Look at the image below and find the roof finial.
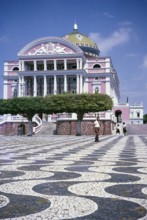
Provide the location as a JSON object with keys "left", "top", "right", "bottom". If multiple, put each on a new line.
{"left": 73, "top": 21, "right": 78, "bottom": 32}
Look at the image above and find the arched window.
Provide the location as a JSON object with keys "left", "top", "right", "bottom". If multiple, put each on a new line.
{"left": 13, "top": 89, "right": 18, "bottom": 97}
{"left": 137, "top": 112, "right": 140, "bottom": 118}
{"left": 93, "top": 64, "right": 101, "bottom": 68}
{"left": 95, "top": 87, "right": 99, "bottom": 93}
{"left": 13, "top": 67, "right": 19, "bottom": 71}
{"left": 130, "top": 111, "right": 134, "bottom": 118}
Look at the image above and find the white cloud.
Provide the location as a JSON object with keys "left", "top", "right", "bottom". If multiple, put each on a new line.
{"left": 118, "top": 21, "right": 133, "bottom": 26}
{"left": 89, "top": 27, "right": 132, "bottom": 54}
{"left": 126, "top": 53, "right": 140, "bottom": 57}
{"left": 102, "top": 12, "right": 113, "bottom": 18}
{"left": 0, "top": 35, "right": 9, "bottom": 43}
{"left": 142, "top": 55, "right": 147, "bottom": 69}
{"left": 90, "top": 12, "right": 113, "bottom": 18}
{"left": 131, "top": 74, "right": 144, "bottom": 81}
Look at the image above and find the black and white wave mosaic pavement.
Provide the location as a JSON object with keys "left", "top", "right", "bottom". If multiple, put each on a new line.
{"left": 0, "top": 134, "right": 147, "bottom": 220}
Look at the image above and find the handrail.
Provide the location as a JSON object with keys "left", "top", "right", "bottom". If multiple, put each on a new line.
{"left": 0, "top": 114, "right": 42, "bottom": 135}
{"left": 32, "top": 115, "right": 42, "bottom": 134}
{"left": 0, "top": 114, "right": 28, "bottom": 124}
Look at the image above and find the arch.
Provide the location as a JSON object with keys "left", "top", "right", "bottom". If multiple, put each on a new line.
{"left": 17, "top": 36, "right": 83, "bottom": 56}
{"left": 12, "top": 67, "right": 19, "bottom": 71}
{"left": 95, "top": 87, "right": 99, "bottom": 93}
{"left": 93, "top": 64, "right": 101, "bottom": 68}
{"left": 115, "top": 110, "right": 122, "bottom": 123}
{"left": 17, "top": 124, "right": 25, "bottom": 136}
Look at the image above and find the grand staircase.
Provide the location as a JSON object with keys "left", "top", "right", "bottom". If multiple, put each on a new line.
{"left": 36, "top": 121, "right": 56, "bottom": 135}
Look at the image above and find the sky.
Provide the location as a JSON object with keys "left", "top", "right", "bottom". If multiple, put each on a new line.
{"left": 0, "top": 0, "right": 147, "bottom": 113}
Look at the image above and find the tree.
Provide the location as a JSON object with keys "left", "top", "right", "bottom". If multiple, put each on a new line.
{"left": 143, "top": 114, "right": 147, "bottom": 124}
{"left": 0, "top": 97, "right": 43, "bottom": 136}
{"left": 0, "top": 93, "right": 113, "bottom": 136}
{"left": 44, "top": 93, "right": 113, "bottom": 136}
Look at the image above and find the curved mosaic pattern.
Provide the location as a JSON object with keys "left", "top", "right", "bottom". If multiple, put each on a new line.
{"left": 0, "top": 135, "right": 147, "bottom": 219}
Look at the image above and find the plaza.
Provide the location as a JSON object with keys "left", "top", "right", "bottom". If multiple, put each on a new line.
{"left": 3, "top": 23, "right": 144, "bottom": 124}
{"left": 0, "top": 134, "right": 147, "bottom": 219}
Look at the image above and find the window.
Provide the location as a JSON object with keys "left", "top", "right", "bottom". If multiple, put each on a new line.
{"left": 71, "top": 65, "right": 76, "bottom": 69}
{"left": 130, "top": 111, "right": 134, "bottom": 118}
{"left": 137, "top": 112, "right": 140, "bottom": 118}
{"left": 93, "top": 64, "right": 101, "bottom": 68}
{"left": 95, "top": 87, "right": 99, "bottom": 93}
{"left": 13, "top": 89, "right": 18, "bottom": 97}
{"left": 13, "top": 67, "right": 19, "bottom": 71}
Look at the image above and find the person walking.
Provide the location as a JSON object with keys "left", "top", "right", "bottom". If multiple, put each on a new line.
{"left": 116, "top": 124, "right": 120, "bottom": 135}
{"left": 122, "top": 122, "right": 127, "bottom": 136}
{"left": 94, "top": 115, "right": 100, "bottom": 142}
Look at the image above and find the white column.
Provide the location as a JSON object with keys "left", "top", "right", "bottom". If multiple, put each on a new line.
{"left": 18, "top": 76, "right": 24, "bottom": 97}
{"left": 80, "top": 58, "right": 82, "bottom": 69}
{"left": 77, "top": 59, "right": 79, "bottom": 69}
{"left": 3, "top": 79, "right": 8, "bottom": 98}
{"left": 54, "top": 75, "right": 57, "bottom": 94}
{"left": 80, "top": 75, "right": 83, "bottom": 93}
{"left": 105, "top": 76, "right": 111, "bottom": 96}
{"left": 76, "top": 75, "right": 79, "bottom": 94}
{"left": 34, "top": 76, "right": 37, "bottom": 96}
{"left": 21, "top": 76, "right": 25, "bottom": 96}
{"left": 64, "top": 59, "right": 67, "bottom": 70}
{"left": 22, "top": 61, "right": 25, "bottom": 71}
{"left": 34, "top": 60, "right": 37, "bottom": 71}
{"left": 44, "top": 60, "right": 47, "bottom": 71}
{"left": 54, "top": 60, "right": 57, "bottom": 70}
{"left": 83, "top": 77, "right": 88, "bottom": 93}
{"left": 19, "top": 61, "right": 21, "bottom": 71}
{"left": 64, "top": 75, "right": 67, "bottom": 92}
{"left": 44, "top": 75, "right": 47, "bottom": 96}
{"left": 18, "top": 76, "right": 21, "bottom": 97}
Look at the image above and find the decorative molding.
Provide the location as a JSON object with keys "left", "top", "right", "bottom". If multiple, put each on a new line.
{"left": 27, "top": 42, "right": 74, "bottom": 55}
{"left": 18, "top": 36, "right": 83, "bottom": 56}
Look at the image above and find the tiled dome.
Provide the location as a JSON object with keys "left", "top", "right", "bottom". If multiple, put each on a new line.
{"left": 63, "top": 23, "right": 100, "bottom": 57}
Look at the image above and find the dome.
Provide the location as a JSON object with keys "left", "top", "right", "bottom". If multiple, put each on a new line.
{"left": 63, "top": 23, "right": 100, "bottom": 57}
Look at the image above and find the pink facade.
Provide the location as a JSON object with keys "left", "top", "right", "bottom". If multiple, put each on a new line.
{"left": 113, "top": 105, "right": 130, "bottom": 123}
{"left": 3, "top": 23, "right": 143, "bottom": 124}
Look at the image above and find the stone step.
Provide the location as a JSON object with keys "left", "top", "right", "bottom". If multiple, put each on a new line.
{"left": 36, "top": 122, "right": 56, "bottom": 135}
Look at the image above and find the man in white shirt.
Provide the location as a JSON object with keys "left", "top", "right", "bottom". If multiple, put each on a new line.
{"left": 94, "top": 115, "right": 100, "bottom": 142}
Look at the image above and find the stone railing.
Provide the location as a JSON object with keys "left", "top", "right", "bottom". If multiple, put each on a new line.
{"left": 0, "top": 114, "right": 42, "bottom": 134}
{"left": 0, "top": 114, "right": 28, "bottom": 124}
{"left": 32, "top": 115, "right": 42, "bottom": 134}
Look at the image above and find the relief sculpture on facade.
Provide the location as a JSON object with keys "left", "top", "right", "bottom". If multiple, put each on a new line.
{"left": 28, "top": 42, "right": 74, "bottom": 55}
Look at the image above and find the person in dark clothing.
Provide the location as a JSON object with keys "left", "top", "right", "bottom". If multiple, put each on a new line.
{"left": 122, "top": 122, "right": 127, "bottom": 136}
{"left": 116, "top": 124, "right": 120, "bottom": 135}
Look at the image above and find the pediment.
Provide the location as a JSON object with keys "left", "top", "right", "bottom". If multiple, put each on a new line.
{"left": 26, "top": 42, "right": 74, "bottom": 55}
{"left": 18, "top": 36, "right": 83, "bottom": 57}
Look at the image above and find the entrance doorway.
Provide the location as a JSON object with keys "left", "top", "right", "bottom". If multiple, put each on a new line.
{"left": 17, "top": 124, "right": 26, "bottom": 136}
{"left": 115, "top": 110, "right": 122, "bottom": 123}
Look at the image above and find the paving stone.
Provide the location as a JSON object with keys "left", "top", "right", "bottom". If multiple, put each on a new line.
{"left": 0, "top": 135, "right": 147, "bottom": 219}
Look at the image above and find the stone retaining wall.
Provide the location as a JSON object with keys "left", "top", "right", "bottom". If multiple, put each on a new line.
{"left": 0, "top": 120, "right": 115, "bottom": 136}
{"left": 56, "top": 120, "right": 114, "bottom": 135}
{"left": 0, "top": 122, "right": 30, "bottom": 136}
